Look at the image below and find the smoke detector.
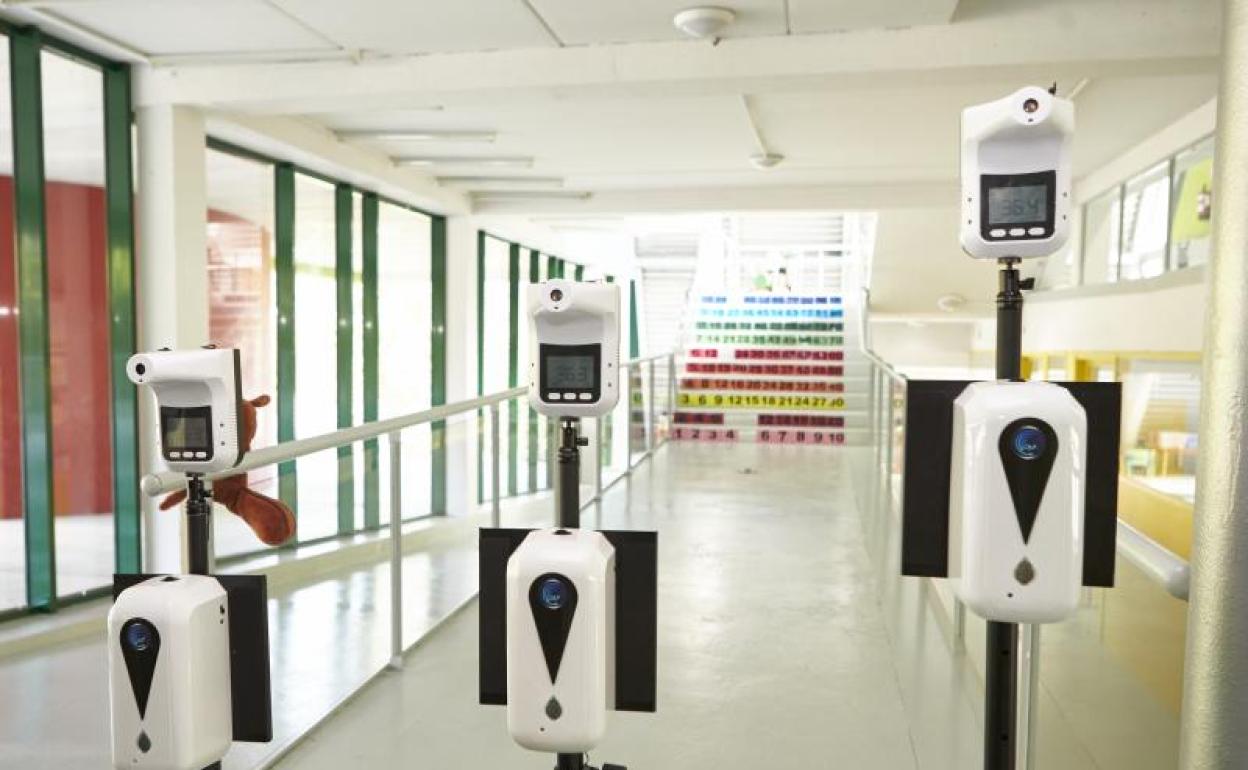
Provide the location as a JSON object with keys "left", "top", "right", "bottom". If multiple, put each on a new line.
{"left": 749, "top": 152, "right": 784, "bottom": 170}
{"left": 674, "top": 7, "right": 736, "bottom": 41}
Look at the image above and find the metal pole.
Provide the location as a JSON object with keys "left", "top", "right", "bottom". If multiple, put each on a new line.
{"left": 883, "top": 379, "right": 895, "bottom": 506}
{"left": 556, "top": 418, "right": 584, "bottom": 529}
{"left": 873, "top": 364, "right": 883, "bottom": 471}
{"left": 1017, "top": 624, "right": 1041, "bottom": 770}
{"left": 388, "top": 432, "right": 403, "bottom": 671}
{"left": 185, "top": 475, "right": 213, "bottom": 576}
{"left": 490, "top": 402, "right": 501, "bottom": 528}
{"left": 594, "top": 416, "right": 604, "bottom": 503}
{"left": 667, "top": 353, "right": 677, "bottom": 442}
{"left": 555, "top": 419, "right": 585, "bottom": 770}
{"left": 1181, "top": 4, "right": 1248, "bottom": 766}
{"left": 647, "top": 360, "right": 656, "bottom": 454}
{"left": 986, "top": 258, "right": 1024, "bottom": 770}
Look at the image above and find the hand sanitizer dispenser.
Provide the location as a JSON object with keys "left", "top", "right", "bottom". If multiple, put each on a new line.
{"left": 108, "top": 575, "right": 232, "bottom": 769}
{"left": 506, "top": 528, "right": 616, "bottom": 753}
{"left": 949, "top": 381, "right": 1087, "bottom": 623}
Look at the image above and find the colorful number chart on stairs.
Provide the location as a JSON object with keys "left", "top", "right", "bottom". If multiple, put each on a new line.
{"left": 676, "top": 293, "right": 847, "bottom": 445}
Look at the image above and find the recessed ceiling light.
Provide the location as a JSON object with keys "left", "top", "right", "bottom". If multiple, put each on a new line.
{"left": 338, "top": 130, "right": 496, "bottom": 143}
{"left": 396, "top": 156, "right": 534, "bottom": 168}
{"left": 674, "top": 6, "right": 736, "bottom": 41}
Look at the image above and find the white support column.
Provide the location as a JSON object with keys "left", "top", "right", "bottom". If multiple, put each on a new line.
{"left": 134, "top": 104, "right": 209, "bottom": 573}
{"left": 1180, "top": 1, "right": 1248, "bottom": 766}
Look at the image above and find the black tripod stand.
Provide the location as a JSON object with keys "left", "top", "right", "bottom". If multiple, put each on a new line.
{"left": 552, "top": 418, "right": 624, "bottom": 770}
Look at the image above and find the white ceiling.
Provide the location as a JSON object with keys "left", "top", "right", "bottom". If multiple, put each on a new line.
{"left": 309, "top": 71, "right": 1218, "bottom": 195}
{"left": 40, "top": 0, "right": 335, "bottom": 57}
{"left": 1, "top": 0, "right": 1222, "bottom": 316}
{"left": 19, "top": 0, "right": 966, "bottom": 59}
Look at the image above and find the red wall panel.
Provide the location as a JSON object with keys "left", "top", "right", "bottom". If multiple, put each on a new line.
{"left": 0, "top": 177, "right": 113, "bottom": 519}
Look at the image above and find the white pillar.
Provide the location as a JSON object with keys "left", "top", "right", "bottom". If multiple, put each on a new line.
{"left": 1180, "top": 0, "right": 1248, "bottom": 765}
{"left": 134, "top": 104, "right": 208, "bottom": 572}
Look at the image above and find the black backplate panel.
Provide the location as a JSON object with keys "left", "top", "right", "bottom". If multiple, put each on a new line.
{"left": 114, "top": 573, "right": 274, "bottom": 743}
{"left": 479, "top": 528, "right": 658, "bottom": 712}
{"left": 900, "top": 380, "right": 1121, "bottom": 588}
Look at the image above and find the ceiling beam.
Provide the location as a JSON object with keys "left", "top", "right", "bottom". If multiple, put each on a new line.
{"left": 135, "top": 2, "right": 1219, "bottom": 111}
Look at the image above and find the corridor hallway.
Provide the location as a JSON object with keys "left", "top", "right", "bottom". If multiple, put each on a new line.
{"left": 273, "top": 439, "right": 1185, "bottom": 770}
{"left": 274, "top": 442, "right": 974, "bottom": 769}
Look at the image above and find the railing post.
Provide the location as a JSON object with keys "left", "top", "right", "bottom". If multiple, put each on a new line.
{"left": 667, "top": 353, "right": 677, "bottom": 442}
{"left": 1017, "top": 624, "right": 1041, "bottom": 770}
{"left": 594, "top": 416, "right": 604, "bottom": 503}
{"left": 883, "top": 379, "right": 895, "bottom": 504}
{"left": 388, "top": 431, "right": 403, "bottom": 671}
{"left": 647, "top": 359, "right": 656, "bottom": 455}
{"left": 490, "top": 402, "right": 501, "bottom": 528}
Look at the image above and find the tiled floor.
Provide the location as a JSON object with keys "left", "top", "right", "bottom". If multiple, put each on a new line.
{"left": 0, "top": 442, "right": 1185, "bottom": 769}
{"left": 273, "top": 443, "right": 941, "bottom": 769}
{"left": 272, "top": 443, "right": 1186, "bottom": 770}
{"left": 0, "top": 495, "right": 555, "bottom": 770}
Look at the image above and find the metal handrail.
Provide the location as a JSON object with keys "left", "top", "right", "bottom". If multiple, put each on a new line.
{"left": 861, "top": 348, "right": 906, "bottom": 385}
{"left": 141, "top": 387, "right": 527, "bottom": 496}
{"left": 1116, "top": 520, "right": 1190, "bottom": 601}
{"left": 140, "top": 353, "right": 677, "bottom": 498}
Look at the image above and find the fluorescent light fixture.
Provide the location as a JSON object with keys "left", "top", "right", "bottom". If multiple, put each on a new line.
{"left": 438, "top": 176, "right": 564, "bottom": 189}
{"left": 338, "top": 129, "right": 496, "bottom": 143}
{"left": 397, "top": 156, "right": 534, "bottom": 168}
{"left": 473, "top": 190, "right": 592, "bottom": 201}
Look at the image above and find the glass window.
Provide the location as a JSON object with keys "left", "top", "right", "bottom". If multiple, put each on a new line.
{"left": 515, "top": 249, "right": 535, "bottom": 495}
{"left": 1036, "top": 243, "right": 1078, "bottom": 291}
{"left": 42, "top": 50, "right": 113, "bottom": 599}
{"left": 205, "top": 148, "right": 277, "bottom": 558}
{"left": 1081, "top": 188, "right": 1120, "bottom": 285}
{"left": 293, "top": 174, "right": 338, "bottom": 542}
{"left": 1121, "top": 359, "right": 1201, "bottom": 504}
{"left": 1119, "top": 162, "right": 1171, "bottom": 281}
{"left": 377, "top": 203, "right": 431, "bottom": 521}
{"left": 1170, "top": 136, "right": 1215, "bottom": 270}
{"left": 482, "top": 237, "right": 512, "bottom": 495}
{"left": 0, "top": 35, "right": 22, "bottom": 611}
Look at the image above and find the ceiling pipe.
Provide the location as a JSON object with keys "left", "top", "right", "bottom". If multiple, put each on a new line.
{"left": 740, "top": 93, "right": 784, "bottom": 169}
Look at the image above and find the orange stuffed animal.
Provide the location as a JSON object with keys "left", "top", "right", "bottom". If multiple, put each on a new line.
{"left": 160, "top": 394, "right": 296, "bottom": 546}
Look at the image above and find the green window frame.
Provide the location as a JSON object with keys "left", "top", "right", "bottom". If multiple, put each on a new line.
{"left": 204, "top": 142, "right": 447, "bottom": 559}
{"left": 1, "top": 22, "right": 139, "bottom": 616}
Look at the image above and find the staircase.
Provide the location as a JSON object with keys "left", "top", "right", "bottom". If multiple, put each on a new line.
{"left": 652, "top": 213, "right": 872, "bottom": 447}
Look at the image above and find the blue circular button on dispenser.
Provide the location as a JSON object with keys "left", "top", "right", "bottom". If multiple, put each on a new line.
{"left": 1011, "top": 425, "right": 1047, "bottom": 460}
{"left": 538, "top": 577, "right": 568, "bottom": 610}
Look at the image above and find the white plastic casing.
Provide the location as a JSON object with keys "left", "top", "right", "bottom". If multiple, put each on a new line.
{"left": 960, "top": 86, "right": 1074, "bottom": 260}
{"left": 527, "top": 280, "right": 620, "bottom": 418}
{"left": 949, "top": 381, "right": 1087, "bottom": 623}
{"left": 127, "top": 348, "right": 244, "bottom": 474}
{"left": 506, "top": 529, "right": 616, "bottom": 753}
{"left": 108, "top": 575, "right": 232, "bottom": 770}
